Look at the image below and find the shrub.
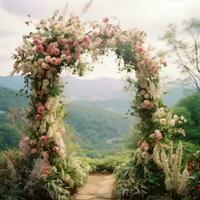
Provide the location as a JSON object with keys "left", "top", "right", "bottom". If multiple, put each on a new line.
{"left": 187, "top": 150, "right": 200, "bottom": 200}
{"left": 114, "top": 158, "right": 165, "bottom": 200}
{"left": 0, "top": 150, "right": 91, "bottom": 200}
{"left": 153, "top": 142, "right": 189, "bottom": 200}
{"left": 0, "top": 149, "right": 24, "bottom": 200}
{"left": 89, "top": 151, "right": 131, "bottom": 174}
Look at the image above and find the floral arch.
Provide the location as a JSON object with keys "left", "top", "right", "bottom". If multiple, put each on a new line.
{"left": 12, "top": 12, "right": 187, "bottom": 200}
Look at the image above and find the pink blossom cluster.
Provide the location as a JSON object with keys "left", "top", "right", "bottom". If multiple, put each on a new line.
{"left": 139, "top": 140, "right": 149, "bottom": 151}
{"left": 34, "top": 104, "right": 47, "bottom": 121}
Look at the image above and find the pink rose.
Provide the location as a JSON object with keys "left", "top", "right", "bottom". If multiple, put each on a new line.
{"left": 53, "top": 48, "right": 60, "bottom": 56}
{"left": 149, "top": 64, "right": 158, "bottom": 74}
{"left": 53, "top": 146, "right": 59, "bottom": 152}
{"left": 66, "top": 50, "right": 71, "bottom": 56}
{"left": 140, "top": 141, "right": 149, "bottom": 151}
{"left": 102, "top": 17, "right": 109, "bottom": 23}
{"left": 35, "top": 114, "right": 42, "bottom": 121}
{"left": 137, "top": 47, "right": 144, "bottom": 53}
{"left": 41, "top": 151, "right": 49, "bottom": 159}
{"left": 33, "top": 38, "right": 40, "bottom": 46}
{"left": 41, "top": 62, "right": 49, "bottom": 69}
{"left": 40, "top": 135, "right": 48, "bottom": 142}
{"left": 41, "top": 165, "right": 50, "bottom": 179}
{"left": 50, "top": 57, "right": 60, "bottom": 65}
{"left": 37, "top": 105, "right": 45, "bottom": 113}
{"left": 31, "top": 148, "right": 37, "bottom": 154}
{"left": 82, "top": 36, "right": 90, "bottom": 44}
{"left": 66, "top": 55, "right": 71, "bottom": 62}
{"left": 35, "top": 45, "right": 44, "bottom": 53}
{"left": 154, "top": 130, "right": 163, "bottom": 140}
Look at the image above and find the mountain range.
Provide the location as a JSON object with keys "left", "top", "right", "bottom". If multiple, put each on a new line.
{"left": 0, "top": 75, "right": 193, "bottom": 109}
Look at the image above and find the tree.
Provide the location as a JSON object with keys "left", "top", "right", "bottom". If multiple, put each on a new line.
{"left": 162, "top": 18, "right": 200, "bottom": 91}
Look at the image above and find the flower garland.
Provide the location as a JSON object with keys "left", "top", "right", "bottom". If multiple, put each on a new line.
{"left": 12, "top": 12, "right": 185, "bottom": 192}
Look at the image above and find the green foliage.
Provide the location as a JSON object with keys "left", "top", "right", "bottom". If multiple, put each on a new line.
{"left": 187, "top": 150, "right": 200, "bottom": 200}
{"left": 89, "top": 151, "right": 131, "bottom": 173}
{"left": 114, "top": 158, "right": 165, "bottom": 200}
{"left": 0, "top": 149, "right": 91, "bottom": 200}
{"left": 0, "top": 86, "right": 131, "bottom": 155}
{"left": 114, "top": 164, "right": 148, "bottom": 200}
{"left": 66, "top": 103, "right": 131, "bottom": 157}
{"left": 174, "top": 141, "right": 200, "bottom": 165}
{"left": 0, "top": 87, "right": 26, "bottom": 111}
{"left": 43, "top": 179, "right": 71, "bottom": 200}
{"left": 0, "top": 122, "right": 19, "bottom": 150}
{"left": 0, "top": 150, "right": 24, "bottom": 200}
{"left": 172, "top": 92, "right": 200, "bottom": 144}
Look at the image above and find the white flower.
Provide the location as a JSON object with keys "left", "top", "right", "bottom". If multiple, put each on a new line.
{"left": 160, "top": 118, "right": 167, "bottom": 125}
{"left": 170, "top": 119, "right": 176, "bottom": 127}
{"left": 47, "top": 127, "right": 54, "bottom": 138}
{"left": 43, "top": 79, "right": 49, "bottom": 87}
{"left": 173, "top": 115, "right": 179, "bottom": 121}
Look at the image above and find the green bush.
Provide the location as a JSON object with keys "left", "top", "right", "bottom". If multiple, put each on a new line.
{"left": 187, "top": 150, "right": 200, "bottom": 200}
{"left": 88, "top": 151, "right": 131, "bottom": 174}
{"left": 0, "top": 149, "right": 91, "bottom": 200}
{"left": 0, "top": 149, "right": 25, "bottom": 200}
{"left": 114, "top": 158, "right": 165, "bottom": 200}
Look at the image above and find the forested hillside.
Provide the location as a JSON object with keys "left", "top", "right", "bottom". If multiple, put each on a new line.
{"left": 0, "top": 86, "right": 132, "bottom": 156}
{"left": 172, "top": 92, "right": 200, "bottom": 144}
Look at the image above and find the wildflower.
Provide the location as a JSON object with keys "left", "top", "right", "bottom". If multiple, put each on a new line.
{"left": 102, "top": 17, "right": 109, "bottom": 23}
{"left": 53, "top": 48, "right": 60, "bottom": 56}
{"left": 35, "top": 114, "right": 42, "bottom": 121}
{"left": 41, "top": 62, "right": 49, "bottom": 69}
{"left": 140, "top": 141, "right": 149, "bottom": 151}
{"left": 160, "top": 118, "right": 167, "bottom": 125}
{"left": 39, "top": 135, "right": 48, "bottom": 142}
{"left": 31, "top": 148, "right": 37, "bottom": 154}
{"left": 50, "top": 57, "right": 60, "bottom": 65}
{"left": 33, "top": 38, "right": 40, "bottom": 46}
{"left": 66, "top": 55, "right": 71, "bottom": 62}
{"left": 41, "top": 151, "right": 49, "bottom": 159}
{"left": 37, "top": 105, "right": 45, "bottom": 113}
{"left": 35, "top": 45, "right": 44, "bottom": 53}
{"left": 154, "top": 130, "right": 163, "bottom": 140}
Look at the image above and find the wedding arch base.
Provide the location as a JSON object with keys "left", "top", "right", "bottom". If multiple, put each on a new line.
{"left": 10, "top": 11, "right": 188, "bottom": 200}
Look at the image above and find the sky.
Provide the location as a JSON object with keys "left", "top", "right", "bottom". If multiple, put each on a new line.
{"left": 0, "top": 0, "right": 200, "bottom": 81}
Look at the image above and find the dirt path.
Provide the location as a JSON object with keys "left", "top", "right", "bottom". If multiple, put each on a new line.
{"left": 73, "top": 174, "right": 115, "bottom": 200}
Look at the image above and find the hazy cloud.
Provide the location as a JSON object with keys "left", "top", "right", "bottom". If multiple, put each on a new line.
{"left": 0, "top": 0, "right": 199, "bottom": 78}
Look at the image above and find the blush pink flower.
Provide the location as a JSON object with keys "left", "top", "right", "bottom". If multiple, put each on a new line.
{"left": 66, "top": 55, "right": 71, "bottom": 62}
{"left": 149, "top": 64, "right": 158, "bottom": 73}
{"left": 35, "top": 114, "right": 42, "bottom": 121}
{"left": 140, "top": 141, "right": 149, "bottom": 151}
{"left": 50, "top": 57, "right": 60, "bottom": 65}
{"left": 41, "top": 62, "right": 49, "bottom": 69}
{"left": 82, "top": 36, "right": 90, "bottom": 44}
{"left": 53, "top": 48, "right": 60, "bottom": 56}
{"left": 39, "top": 135, "right": 48, "bottom": 142}
{"left": 33, "top": 38, "right": 40, "bottom": 46}
{"left": 66, "top": 50, "right": 71, "bottom": 57}
{"left": 154, "top": 130, "right": 163, "bottom": 140}
{"left": 35, "top": 45, "right": 44, "bottom": 53}
{"left": 31, "top": 148, "right": 37, "bottom": 154}
{"left": 37, "top": 105, "right": 45, "bottom": 113}
{"left": 41, "top": 151, "right": 49, "bottom": 159}
{"left": 102, "top": 17, "right": 109, "bottom": 23}
{"left": 41, "top": 164, "right": 50, "bottom": 180}
{"left": 137, "top": 46, "right": 144, "bottom": 53}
